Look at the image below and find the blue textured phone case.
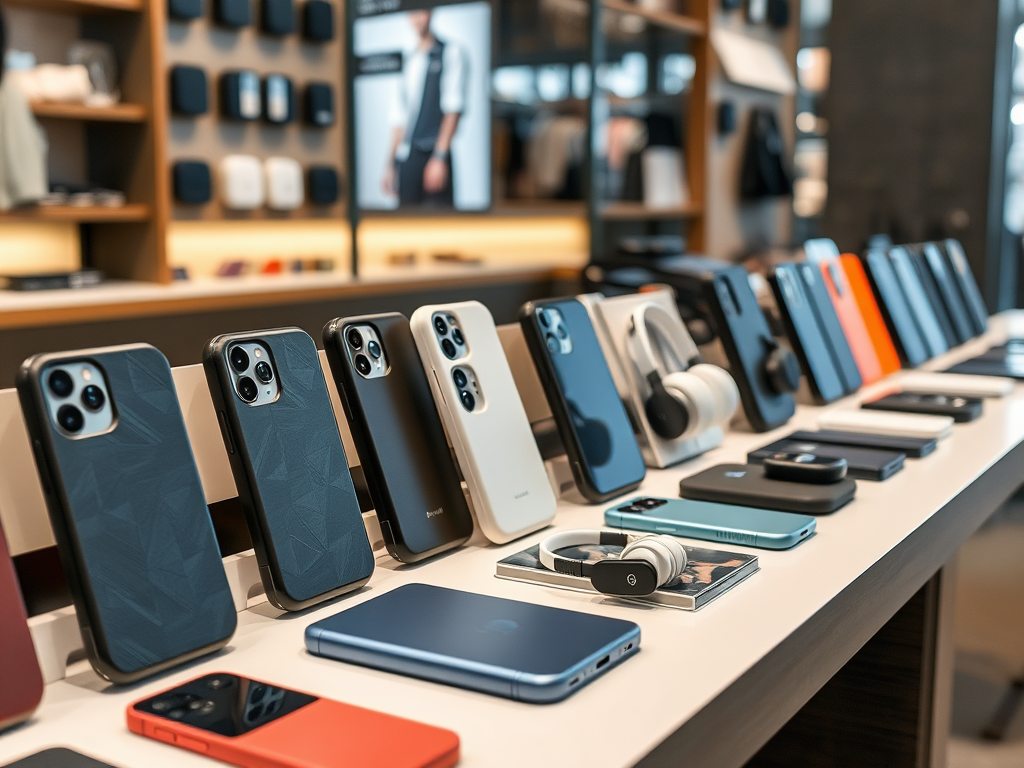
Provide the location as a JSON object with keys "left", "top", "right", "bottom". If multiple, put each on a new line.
{"left": 204, "top": 329, "right": 374, "bottom": 610}
{"left": 17, "top": 345, "right": 235, "bottom": 683}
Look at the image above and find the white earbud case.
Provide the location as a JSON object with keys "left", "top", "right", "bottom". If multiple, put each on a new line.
{"left": 219, "top": 154, "right": 265, "bottom": 210}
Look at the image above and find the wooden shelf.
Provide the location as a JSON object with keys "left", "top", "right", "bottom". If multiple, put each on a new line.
{"left": 0, "top": 0, "right": 141, "bottom": 13}
{"left": 30, "top": 102, "right": 148, "bottom": 123}
{"left": 0, "top": 204, "right": 151, "bottom": 224}
{"left": 600, "top": 202, "right": 704, "bottom": 220}
{"left": 601, "top": 0, "right": 707, "bottom": 36}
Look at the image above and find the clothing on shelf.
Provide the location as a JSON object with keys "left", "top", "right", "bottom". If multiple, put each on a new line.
{"left": 0, "top": 77, "right": 48, "bottom": 210}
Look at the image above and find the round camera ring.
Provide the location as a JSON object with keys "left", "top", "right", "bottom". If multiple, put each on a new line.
{"left": 254, "top": 361, "right": 274, "bottom": 384}
{"left": 367, "top": 340, "right": 382, "bottom": 359}
{"left": 346, "top": 328, "right": 363, "bottom": 351}
{"left": 81, "top": 384, "right": 106, "bottom": 412}
{"left": 57, "top": 404, "right": 84, "bottom": 433}
{"left": 229, "top": 346, "right": 250, "bottom": 373}
{"left": 48, "top": 369, "right": 74, "bottom": 399}
{"left": 354, "top": 354, "right": 372, "bottom": 377}
{"left": 433, "top": 315, "right": 449, "bottom": 335}
{"left": 237, "top": 376, "right": 259, "bottom": 403}
{"left": 452, "top": 368, "right": 468, "bottom": 388}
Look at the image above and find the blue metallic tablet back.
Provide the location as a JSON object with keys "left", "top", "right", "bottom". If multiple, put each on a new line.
{"left": 305, "top": 583, "right": 640, "bottom": 702}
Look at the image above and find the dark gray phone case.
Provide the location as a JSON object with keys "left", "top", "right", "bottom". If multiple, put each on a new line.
{"left": 17, "top": 344, "right": 235, "bottom": 684}
{"left": 3, "top": 749, "right": 116, "bottom": 768}
{"left": 679, "top": 463, "right": 856, "bottom": 514}
{"left": 323, "top": 313, "right": 474, "bottom": 563}
{"left": 203, "top": 328, "right": 374, "bottom": 611}
{"left": 864, "top": 250, "right": 929, "bottom": 366}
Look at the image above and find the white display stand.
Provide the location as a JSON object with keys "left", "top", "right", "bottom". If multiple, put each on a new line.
{"left": 0, "top": 314, "right": 1021, "bottom": 768}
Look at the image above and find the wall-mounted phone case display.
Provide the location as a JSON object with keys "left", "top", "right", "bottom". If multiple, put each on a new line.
{"left": 166, "top": 0, "right": 345, "bottom": 221}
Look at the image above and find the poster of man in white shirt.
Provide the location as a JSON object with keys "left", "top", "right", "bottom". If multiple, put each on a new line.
{"left": 354, "top": 1, "right": 491, "bottom": 211}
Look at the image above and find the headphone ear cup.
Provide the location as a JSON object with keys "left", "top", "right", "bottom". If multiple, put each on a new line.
{"left": 644, "top": 383, "right": 691, "bottom": 440}
{"left": 620, "top": 538, "right": 673, "bottom": 584}
{"left": 660, "top": 371, "right": 715, "bottom": 438}
{"left": 687, "top": 364, "right": 740, "bottom": 427}
{"left": 658, "top": 536, "right": 688, "bottom": 578}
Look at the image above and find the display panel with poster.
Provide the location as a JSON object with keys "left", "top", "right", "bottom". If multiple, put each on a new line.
{"left": 354, "top": 0, "right": 491, "bottom": 212}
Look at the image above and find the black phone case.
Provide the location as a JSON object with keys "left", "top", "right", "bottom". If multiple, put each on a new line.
{"left": 748, "top": 438, "right": 905, "bottom": 481}
{"left": 862, "top": 392, "right": 983, "bottom": 423}
{"left": 658, "top": 257, "right": 795, "bottom": 431}
{"left": 323, "top": 314, "right": 473, "bottom": 563}
{"left": 787, "top": 429, "right": 937, "bottom": 459}
{"left": 679, "top": 463, "right": 856, "bottom": 514}
{"left": 941, "top": 239, "right": 989, "bottom": 335}
{"left": 863, "top": 250, "right": 929, "bottom": 367}
{"left": 3, "top": 749, "right": 116, "bottom": 768}
{"left": 769, "top": 264, "right": 846, "bottom": 403}
{"left": 922, "top": 242, "right": 976, "bottom": 344}
{"left": 203, "top": 329, "right": 374, "bottom": 611}
{"left": 796, "top": 262, "right": 863, "bottom": 393}
{"left": 519, "top": 298, "right": 646, "bottom": 503}
{"left": 888, "top": 246, "right": 950, "bottom": 358}
{"left": 16, "top": 345, "right": 235, "bottom": 684}
{"left": 906, "top": 245, "right": 958, "bottom": 346}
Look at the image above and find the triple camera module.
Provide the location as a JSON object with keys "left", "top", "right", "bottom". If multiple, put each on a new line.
{"left": 538, "top": 308, "right": 573, "bottom": 355}
{"left": 228, "top": 343, "right": 279, "bottom": 406}
{"left": 346, "top": 325, "right": 387, "bottom": 379}
{"left": 44, "top": 363, "right": 114, "bottom": 437}
{"left": 431, "top": 312, "right": 467, "bottom": 360}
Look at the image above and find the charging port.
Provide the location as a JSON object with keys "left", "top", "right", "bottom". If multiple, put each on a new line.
{"left": 569, "top": 677, "right": 580, "bottom": 686}
{"left": 596, "top": 655, "right": 610, "bottom": 670}
{"left": 624, "top": 643, "right": 633, "bottom": 651}
{"left": 801, "top": 529, "right": 809, "bottom": 536}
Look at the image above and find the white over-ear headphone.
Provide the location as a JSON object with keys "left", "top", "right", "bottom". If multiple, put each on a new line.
{"left": 539, "top": 529, "right": 687, "bottom": 596}
{"left": 628, "top": 304, "right": 740, "bottom": 441}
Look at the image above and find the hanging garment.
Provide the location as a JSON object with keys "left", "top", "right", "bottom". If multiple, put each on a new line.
{"left": 740, "top": 107, "right": 793, "bottom": 200}
{"left": 0, "top": 77, "right": 48, "bottom": 210}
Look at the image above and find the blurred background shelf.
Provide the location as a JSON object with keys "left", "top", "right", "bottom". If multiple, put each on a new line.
{"left": 0, "top": 0, "right": 142, "bottom": 14}
{"left": 600, "top": 202, "right": 704, "bottom": 220}
{"left": 30, "top": 102, "right": 148, "bottom": 122}
{"left": 0, "top": 204, "right": 151, "bottom": 223}
{"left": 601, "top": 0, "right": 707, "bottom": 37}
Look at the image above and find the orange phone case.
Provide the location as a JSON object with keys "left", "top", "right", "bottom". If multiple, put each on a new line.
{"left": 819, "top": 258, "right": 884, "bottom": 385}
{"left": 128, "top": 675, "right": 460, "bottom": 768}
{"left": 839, "top": 254, "right": 901, "bottom": 376}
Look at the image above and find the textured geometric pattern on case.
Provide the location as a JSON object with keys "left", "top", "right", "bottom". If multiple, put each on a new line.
{"left": 46, "top": 346, "right": 235, "bottom": 675}
{"left": 231, "top": 331, "right": 373, "bottom": 602}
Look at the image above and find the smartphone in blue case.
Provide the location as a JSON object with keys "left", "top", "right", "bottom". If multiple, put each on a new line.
{"left": 605, "top": 496, "right": 816, "bottom": 550}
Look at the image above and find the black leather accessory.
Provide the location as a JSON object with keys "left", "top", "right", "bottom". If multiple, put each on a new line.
{"left": 304, "top": 82, "right": 334, "bottom": 127}
{"left": 169, "top": 65, "right": 208, "bottom": 115}
{"left": 261, "top": 0, "right": 295, "bottom": 35}
{"left": 749, "top": 438, "right": 905, "bottom": 482}
{"left": 761, "top": 452, "right": 847, "bottom": 484}
{"left": 173, "top": 161, "right": 212, "bottom": 204}
{"left": 308, "top": 165, "right": 339, "bottom": 205}
{"left": 786, "top": 429, "right": 936, "bottom": 459}
{"left": 168, "top": 0, "right": 204, "bottom": 20}
{"left": 740, "top": 108, "right": 793, "bottom": 199}
{"left": 680, "top": 463, "right": 857, "bottom": 515}
{"left": 263, "top": 74, "right": 294, "bottom": 124}
{"left": 763, "top": 336, "right": 801, "bottom": 394}
{"left": 303, "top": 0, "right": 334, "bottom": 42}
{"left": 862, "top": 391, "right": 983, "bottom": 424}
{"left": 220, "top": 70, "right": 262, "bottom": 120}
{"left": 767, "top": 0, "right": 790, "bottom": 27}
{"left": 214, "top": 0, "right": 251, "bottom": 27}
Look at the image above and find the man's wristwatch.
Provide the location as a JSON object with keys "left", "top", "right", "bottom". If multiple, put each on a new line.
{"left": 431, "top": 149, "right": 449, "bottom": 162}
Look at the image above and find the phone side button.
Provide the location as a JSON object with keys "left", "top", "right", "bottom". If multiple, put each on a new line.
{"left": 217, "top": 411, "right": 235, "bottom": 455}
{"left": 176, "top": 734, "right": 209, "bottom": 753}
{"left": 153, "top": 727, "right": 178, "bottom": 745}
{"left": 378, "top": 518, "right": 395, "bottom": 547}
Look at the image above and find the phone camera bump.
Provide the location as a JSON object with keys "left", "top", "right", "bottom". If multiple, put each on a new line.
{"left": 237, "top": 376, "right": 259, "bottom": 403}
{"left": 451, "top": 327, "right": 465, "bottom": 346}
{"left": 433, "top": 315, "right": 449, "bottom": 335}
{"left": 545, "top": 333, "right": 559, "bottom": 354}
{"left": 354, "top": 354, "right": 372, "bottom": 376}
{"left": 254, "top": 361, "right": 274, "bottom": 384}
{"left": 57, "top": 405, "right": 84, "bottom": 433}
{"left": 441, "top": 338, "right": 458, "bottom": 359}
{"left": 460, "top": 390, "right": 476, "bottom": 412}
{"left": 557, "top": 324, "right": 568, "bottom": 340}
{"left": 48, "top": 369, "right": 74, "bottom": 398}
{"left": 80, "top": 384, "right": 106, "bottom": 412}
{"left": 452, "top": 368, "right": 468, "bottom": 388}
{"left": 346, "top": 328, "right": 363, "bottom": 350}
{"left": 229, "top": 346, "right": 250, "bottom": 373}
{"left": 538, "top": 309, "right": 550, "bottom": 327}
{"left": 367, "top": 339, "right": 382, "bottom": 359}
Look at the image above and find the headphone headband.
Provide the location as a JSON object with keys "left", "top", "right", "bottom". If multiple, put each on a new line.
{"left": 629, "top": 303, "right": 699, "bottom": 381}
{"left": 538, "top": 529, "right": 633, "bottom": 577}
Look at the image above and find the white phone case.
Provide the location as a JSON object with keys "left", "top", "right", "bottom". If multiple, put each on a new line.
{"left": 897, "top": 371, "right": 1013, "bottom": 399}
{"left": 411, "top": 301, "right": 556, "bottom": 544}
{"left": 817, "top": 409, "right": 954, "bottom": 440}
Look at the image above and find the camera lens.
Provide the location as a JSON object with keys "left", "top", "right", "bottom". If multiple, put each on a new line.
{"left": 81, "top": 385, "right": 105, "bottom": 412}
{"left": 167, "top": 709, "right": 187, "bottom": 720}
{"left": 48, "top": 370, "right": 74, "bottom": 398}
{"left": 355, "top": 354, "right": 372, "bottom": 376}
{"left": 254, "top": 361, "right": 274, "bottom": 384}
{"left": 545, "top": 334, "right": 559, "bottom": 353}
{"left": 229, "top": 346, "right": 250, "bottom": 373}
{"left": 460, "top": 390, "right": 475, "bottom": 412}
{"left": 539, "top": 310, "right": 550, "bottom": 327}
{"left": 57, "top": 405, "right": 84, "bottom": 433}
{"left": 346, "top": 328, "right": 363, "bottom": 350}
{"left": 451, "top": 327, "right": 465, "bottom": 346}
{"left": 452, "top": 368, "right": 468, "bottom": 388}
{"left": 557, "top": 324, "right": 568, "bottom": 340}
{"left": 367, "top": 340, "right": 382, "bottom": 359}
{"left": 206, "top": 676, "right": 233, "bottom": 690}
{"left": 441, "top": 338, "right": 457, "bottom": 359}
{"left": 433, "top": 316, "right": 448, "bottom": 335}
{"left": 237, "top": 376, "right": 259, "bottom": 403}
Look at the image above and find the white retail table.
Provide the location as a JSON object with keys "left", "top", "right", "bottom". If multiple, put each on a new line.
{"left": 3, "top": 314, "right": 1024, "bottom": 768}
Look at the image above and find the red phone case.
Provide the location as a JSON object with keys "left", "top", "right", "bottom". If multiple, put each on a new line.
{"left": 840, "top": 254, "right": 901, "bottom": 376}
{"left": 128, "top": 675, "right": 460, "bottom": 768}
{"left": 0, "top": 523, "right": 44, "bottom": 733}
{"left": 819, "top": 259, "right": 884, "bottom": 384}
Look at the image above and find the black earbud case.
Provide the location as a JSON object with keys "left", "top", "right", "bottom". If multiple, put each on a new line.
{"left": 303, "top": 0, "right": 334, "bottom": 42}
{"left": 215, "top": 0, "right": 251, "bottom": 27}
{"left": 168, "top": 0, "right": 205, "bottom": 20}
{"left": 220, "top": 70, "right": 262, "bottom": 120}
{"left": 170, "top": 65, "right": 209, "bottom": 116}
{"left": 308, "top": 166, "right": 340, "bottom": 205}
{"left": 304, "top": 82, "right": 335, "bottom": 127}
{"left": 173, "top": 161, "right": 213, "bottom": 204}
{"left": 262, "top": 0, "right": 295, "bottom": 35}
